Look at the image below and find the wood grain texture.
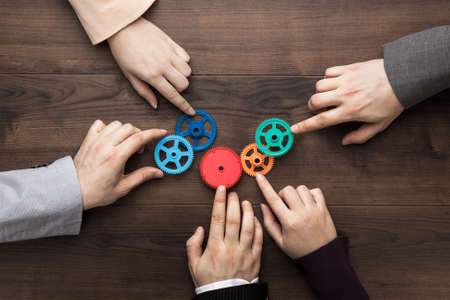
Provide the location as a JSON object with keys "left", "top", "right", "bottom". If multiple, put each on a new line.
{"left": 1, "top": 0, "right": 450, "bottom": 299}
{"left": 0, "top": 0, "right": 449, "bottom": 74}
{"left": 0, "top": 205, "right": 449, "bottom": 300}
{"left": 1, "top": 75, "right": 448, "bottom": 207}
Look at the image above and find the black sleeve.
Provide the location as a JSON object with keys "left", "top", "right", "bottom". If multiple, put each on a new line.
{"left": 191, "top": 283, "right": 268, "bottom": 300}
{"left": 383, "top": 25, "right": 450, "bottom": 108}
{"left": 294, "top": 236, "right": 369, "bottom": 300}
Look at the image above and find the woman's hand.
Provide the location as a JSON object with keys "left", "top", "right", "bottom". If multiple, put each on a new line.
{"left": 291, "top": 59, "right": 404, "bottom": 145}
{"left": 256, "top": 174, "right": 337, "bottom": 259}
{"left": 108, "top": 17, "right": 194, "bottom": 115}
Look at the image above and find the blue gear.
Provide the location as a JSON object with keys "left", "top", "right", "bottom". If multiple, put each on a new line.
{"left": 175, "top": 110, "right": 217, "bottom": 152}
{"left": 154, "top": 135, "right": 194, "bottom": 174}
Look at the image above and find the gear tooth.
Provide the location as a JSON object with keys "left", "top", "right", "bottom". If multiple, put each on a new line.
{"left": 240, "top": 143, "right": 276, "bottom": 177}
{"left": 176, "top": 109, "right": 217, "bottom": 152}
{"left": 255, "top": 118, "right": 294, "bottom": 157}
{"left": 154, "top": 135, "right": 194, "bottom": 174}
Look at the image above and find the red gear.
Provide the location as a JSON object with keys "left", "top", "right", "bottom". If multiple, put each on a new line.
{"left": 200, "top": 147, "right": 242, "bottom": 189}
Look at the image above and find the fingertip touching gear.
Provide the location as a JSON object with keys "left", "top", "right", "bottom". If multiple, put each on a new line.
{"left": 176, "top": 110, "right": 217, "bottom": 152}
{"left": 240, "top": 143, "right": 274, "bottom": 176}
{"left": 154, "top": 135, "right": 194, "bottom": 174}
{"left": 200, "top": 147, "right": 242, "bottom": 189}
{"left": 255, "top": 118, "right": 294, "bottom": 157}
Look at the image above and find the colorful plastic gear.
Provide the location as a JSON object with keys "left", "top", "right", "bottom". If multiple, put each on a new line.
{"left": 240, "top": 143, "right": 274, "bottom": 176}
{"left": 255, "top": 118, "right": 294, "bottom": 157}
{"left": 154, "top": 135, "right": 194, "bottom": 174}
{"left": 200, "top": 147, "right": 242, "bottom": 189}
{"left": 176, "top": 109, "right": 217, "bottom": 152}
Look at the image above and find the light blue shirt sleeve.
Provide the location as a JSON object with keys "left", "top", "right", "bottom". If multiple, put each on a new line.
{"left": 0, "top": 156, "right": 83, "bottom": 243}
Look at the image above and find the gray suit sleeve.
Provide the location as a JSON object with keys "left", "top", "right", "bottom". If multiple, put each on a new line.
{"left": 0, "top": 156, "right": 83, "bottom": 243}
{"left": 383, "top": 25, "right": 450, "bottom": 108}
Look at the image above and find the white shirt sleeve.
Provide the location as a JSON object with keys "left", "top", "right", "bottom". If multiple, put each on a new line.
{"left": 195, "top": 277, "right": 259, "bottom": 295}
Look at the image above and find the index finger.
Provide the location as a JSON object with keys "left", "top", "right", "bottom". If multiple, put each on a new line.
{"left": 208, "top": 185, "right": 227, "bottom": 243}
{"left": 118, "top": 129, "right": 167, "bottom": 160}
{"left": 154, "top": 77, "right": 195, "bottom": 115}
{"left": 255, "top": 174, "right": 289, "bottom": 219}
{"left": 290, "top": 107, "right": 346, "bottom": 134}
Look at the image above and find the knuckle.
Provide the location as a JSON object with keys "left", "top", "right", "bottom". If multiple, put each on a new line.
{"left": 308, "top": 98, "right": 318, "bottom": 109}
{"left": 111, "top": 120, "right": 122, "bottom": 127}
{"left": 227, "top": 217, "right": 240, "bottom": 227}
{"left": 315, "top": 114, "right": 328, "bottom": 127}
{"left": 145, "top": 70, "right": 159, "bottom": 81}
{"left": 166, "top": 89, "right": 179, "bottom": 100}
{"left": 123, "top": 123, "right": 134, "bottom": 131}
{"left": 212, "top": 214, "right": 225, "bottom": 225}
{"left": 315, "top": 80, "right": 325, "bottom": 91}
{"left": 186, "top": 238, "right": 194, "bottom": 248}
{"left": 286, "top": 219, "right": 297, "bottom": 229}
{"left": 181, "top": 79, "right": 189, "bottom": 90}
{"left": 311, "top": 188, "right": 321, "bottom": 194}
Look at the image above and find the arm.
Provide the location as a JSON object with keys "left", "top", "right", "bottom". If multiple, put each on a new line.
{"left": 186, "top": 187, "right": 267, "bottom": 300}
{"left": 68, "top": 0, "right": 194, "bottom": 114}
{"left": 295, "top": 236, "right": 368, "bottom": 300}
{"left": 0, "top": 157, "right": 82, "bottom": 242}
{"left": 291, "top": 25, "right": 450, "bottom": 145}
{"left": 383, "top": 25, "right": 450, "bottom": 108}
{"left": 68, "top": 0, "right": 156, "bottom": 45}
{"left": 0, "top": 120, "right": 167, "bottom": 243}
{"left": 256, "top": 174, "right": 369, "bottom": 300}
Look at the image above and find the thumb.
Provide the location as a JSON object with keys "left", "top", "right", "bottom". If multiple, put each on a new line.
{"left": 342, "top": 122, "right": 385, "bottom": 145}
{"left": 186, "top": 226, "right": 204, "bottom": 269}
{"left": 116, "top": 167, "right": 164, "bottom": 198}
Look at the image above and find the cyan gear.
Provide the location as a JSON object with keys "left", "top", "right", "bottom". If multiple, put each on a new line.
{"left": 154, "top": 135, "right": 194, "bottom": 174}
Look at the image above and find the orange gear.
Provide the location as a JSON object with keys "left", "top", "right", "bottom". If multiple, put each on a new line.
{"left": 240, "top": 143, "right": 274, "bottom": 176}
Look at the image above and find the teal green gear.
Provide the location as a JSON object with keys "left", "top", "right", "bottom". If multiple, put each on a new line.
{"left": 255, "top": 118, "right": 294, "bottom": 157}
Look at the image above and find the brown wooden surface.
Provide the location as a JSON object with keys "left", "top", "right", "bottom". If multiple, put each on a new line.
{"left": 0, "top": 0, "right": 449, "bottom": 299}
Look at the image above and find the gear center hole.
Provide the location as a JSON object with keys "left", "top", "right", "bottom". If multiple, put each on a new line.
{"left": 254, "top": 158, "right": 260, "bottom": 164}
{"left": 272, "top": 135, "right": 277, "bottom": 141}
{"left": 219, "top": 166, "right": 224, "bottom": 172}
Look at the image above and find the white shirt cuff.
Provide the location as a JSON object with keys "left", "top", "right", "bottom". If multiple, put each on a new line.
{"left": 195, "top": 277, "right": 259, "bottom": 295}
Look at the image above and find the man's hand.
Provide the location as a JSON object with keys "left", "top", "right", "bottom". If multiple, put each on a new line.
{"left": 291, "top": 59, "right": 404, "bottom": 145}
{"left": 108, "top": 17, "right": 194, "bottom": 115}
{"left": 186, "top": 186, "right": 263, "bottom": 287}
{"left": 74, "top": 120, "right": 167, "bottom": 210}
{"left": 256, "top": 174, "right": 337, "bottom": 259}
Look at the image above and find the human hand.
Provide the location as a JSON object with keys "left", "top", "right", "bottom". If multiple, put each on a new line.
{"left": 108, "top": 17, "right": 194, "bottom": 115}
{"left": 74, "top": 120, "right": 167, "bottom": 210}
{"left": 256, "top": 174, "right": 337, "bottom": 259}
{"left": 291, "top": 59, "right": 404, "bottom": 145}
{"left": 186, "top": 186, "right": 263, "bottom": 287}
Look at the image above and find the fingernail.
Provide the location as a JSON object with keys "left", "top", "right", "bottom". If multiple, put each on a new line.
{"left": 160, "top": 129, "right": 167, "bottom": 135}
{"left": 188, "top": 107, "right": 196, "bottom": 115}
{"left": 155, "top": 170, "right": 164, "bottom": 178}
{"left": 242, "top": 200, "right": 249, "bottom": 206}
{"left": 218, "top": 185, "right": 225, "bottom": 192}
{"left": 256, "top": 173, "right": 264, "bottom": 181}
{"left": 290, "top": 125, "right": 298, "bottom": 133}
{"left": 342, "top": 140, "right": 349, "bottom": 146}
{"left": 195, "top": 226, "right": 202, "bottom": 234}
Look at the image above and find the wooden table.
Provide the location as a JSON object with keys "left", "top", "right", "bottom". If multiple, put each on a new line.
{"left": 0, "top": 1, "right": 449, "bottom": 299}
